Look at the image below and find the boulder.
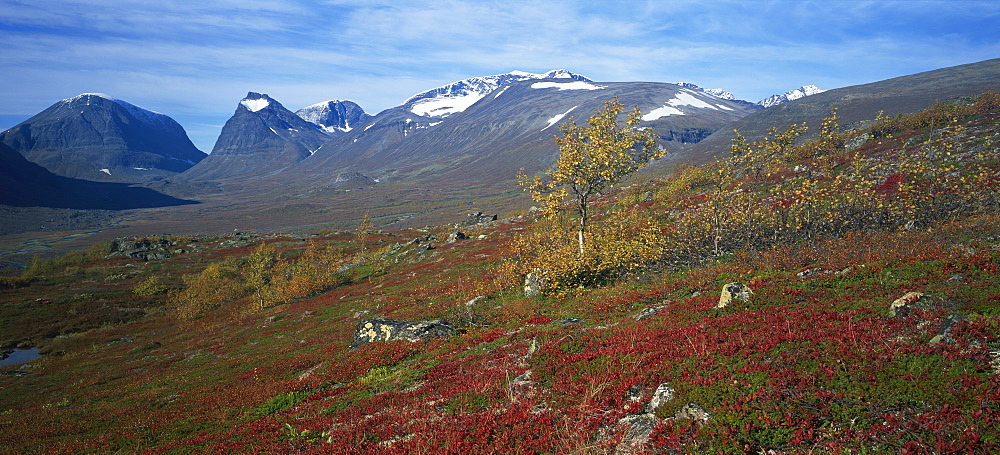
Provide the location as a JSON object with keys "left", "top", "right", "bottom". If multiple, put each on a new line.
{"left": 524, "top": 269, "right": 544, "bottom": 296}
{"left": 716, "top": 282, "right": 752, "bottom": 309}
{"left": 929, "top": 314, "right": 967, "bottom": 345}
{"left": 349, "top": 318, "right": 455, "bottom": 350}
{"left": 646, "top": 383, "right": 675, "bottom": 413}
{"left": 446, "top": 231, "right": 468, "bottom": 244}
{"left": 634, "top": 302, "right": 668, "bottom": 321}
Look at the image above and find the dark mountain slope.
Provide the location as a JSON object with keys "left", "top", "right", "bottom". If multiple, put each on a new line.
{"left": 0, "top": 143, "right": 196, "bottom": 210}
{"left": 0, "top": 94, "right": 205, "bottom": 183}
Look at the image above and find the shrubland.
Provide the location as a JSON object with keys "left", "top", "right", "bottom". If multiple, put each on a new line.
{"left": 0, "top": 92, "right": 999, "bottom": 454}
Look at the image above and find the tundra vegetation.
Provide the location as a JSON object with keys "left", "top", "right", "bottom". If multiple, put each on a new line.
{"left": 1, "top": 91, "right": 999, "bottom": 454}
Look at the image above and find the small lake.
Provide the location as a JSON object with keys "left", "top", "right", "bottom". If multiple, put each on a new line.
{"left": 0, "top": 347, "right": 41, "bottom": 367}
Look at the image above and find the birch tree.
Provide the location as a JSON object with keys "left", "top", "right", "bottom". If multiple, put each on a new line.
{"left": 518, "top": 97, "right": 661, "bottom": 256}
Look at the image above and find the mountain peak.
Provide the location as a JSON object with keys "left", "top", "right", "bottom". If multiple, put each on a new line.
{"left": 295, "top": 100, "right": 372, "bottom": 133}
{"left": 240, "top": 92, "right": 275, "bottom": 112}
{"left": 757, "top": 85, "right": 825, "bottom": 108}
{"left": 403, "top": 70, "right": 592, "bottom": 118}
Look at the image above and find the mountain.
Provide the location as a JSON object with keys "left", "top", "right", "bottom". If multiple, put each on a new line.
{"left": 275, "top": 78, "right": 759, "bottom": 193}
{"left": 402, "top": 69, "right": 592, "bottom": 118}
{"left": 687, "top": 58, "right": 1000, "bottom": 160}
{"left": 676, "top": 82, "right": 762, "bottom": 109}
{"left": 0, "top": 142, "right": 196, "bottom": 209}
{"left": 757, "top": 85, "right": 825, "bottom": 108}
{"left": 180, "top": 92, "right": 333, "bottom": 181}
{"left": 295, "top": 100, "right": 373, "bottom": 134}
{"left": 0, "top": 93, "right": 205, "bottom": 183}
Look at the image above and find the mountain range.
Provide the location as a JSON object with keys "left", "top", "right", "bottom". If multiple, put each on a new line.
{"left": 2, "top": 59, "right": 999, "bottom": 234}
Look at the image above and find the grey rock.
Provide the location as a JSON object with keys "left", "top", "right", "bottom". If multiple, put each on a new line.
{"left": 349, "top": 318, "right": 455, "bottom": 350}
{"left": 524, "top": 269, "right": 544, "bottom": 296}
{"left": 456, "top": 211, "right": 497, "bottom": 228}
{"left": 844, "top": 132, "right": 873, "bottom": 150}
{"left": 930, "top": 314, "right": 967, "bottom": 345}
{"left": 634, "top": 303, "right": 667, "bottom": 321}
{"left": 615, "top": 413, "right": 659, "bottom": 454}
{"left": 554, "top": 318, "right": 584, "bottom": 325}
{"left": 646, "top": 383, "right": 675, "bottom": 413}
{"left": 446, "top": 231, "right": 468, "bottom": 244}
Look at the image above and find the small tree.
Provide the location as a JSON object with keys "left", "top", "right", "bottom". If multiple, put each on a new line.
{"left": 355, "top": 210, "right": 374, "bottom": 256}
{"left": 519, "top": 97, "right": 662, "bottom": 255}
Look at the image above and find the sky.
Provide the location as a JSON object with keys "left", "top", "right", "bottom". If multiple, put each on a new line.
{"left": 2, "top": 0, "right": 999, "bottom": 153}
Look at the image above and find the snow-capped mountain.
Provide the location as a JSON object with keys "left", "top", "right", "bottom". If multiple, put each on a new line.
{"left": 285, "top": 79, "right": 758, "bottom": 193}
{"left": 0, "top": 93, "right": 205, "bottom": 182}
{"left": 180, "top": 92, "right": 332, "bottom": 181}
{"left": 757, "top": 85, "right": 825, "bottom": 108}
{"left": 295, "top": 100, "right": 372, "bottom": 134}
{"left": 403, "top": 69, "right": 592, "bottom": 118}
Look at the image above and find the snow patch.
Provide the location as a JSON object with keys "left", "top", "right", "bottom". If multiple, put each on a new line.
{"left": 641, "top": 105, "right": 684, "bottom": 121}
{"left": 494, "top": 86, "right": 509, "bottom": 99}
{"left": 241, "top": 98, "right": 270, "bottom": 112}
{"left": 410, "top": 92, "right": 486, "bottom": 117}
{"left": 133, "top": 167, "right": 150, "bottom": 171}
{"left": 99, "top": 168, "right": 111, "bottom": 175}
{"left": 531, "top": 81, "right": 605, "bottom": 91}
{"left": 641, "top": 90, "right": 720, "bottom": 121}
{"left": 542, "top": 105, "right": 577, "bottom": 131}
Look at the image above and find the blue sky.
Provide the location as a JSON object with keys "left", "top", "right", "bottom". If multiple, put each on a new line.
{"left": 2, "top": 0, "right": 998, "bottom": 153}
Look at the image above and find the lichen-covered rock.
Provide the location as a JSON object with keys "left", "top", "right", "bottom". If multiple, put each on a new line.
{"left": 716, "top": 282, "right": 752, "bottom": 309}
{"left": 674, "top": 402, "right": 711, "bottom": 421}
{"left": 888, "top": 291, "right": 948, "bottom": 318}
{"left": 349, "top": 318, "right": 455, "bottom": 350}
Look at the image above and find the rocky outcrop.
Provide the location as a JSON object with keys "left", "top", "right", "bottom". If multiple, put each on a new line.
{"left": 107, "top": 237, "right": 177, "bottom": 261}
{"left": 455, "top": 212, "right": 497, "bottom": 228}
{"left": 614, "top": 383, "right": 710, "bottom": 453}
{"left": 349, "top": 318, "right": 455, "bottom": 350}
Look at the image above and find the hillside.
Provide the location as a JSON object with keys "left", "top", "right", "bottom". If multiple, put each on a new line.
{"left": 1, "top": 90, "right": 999, "bottom": 454}
{"left": 687, "top": 57, "right": 1000, "bottom": 161}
